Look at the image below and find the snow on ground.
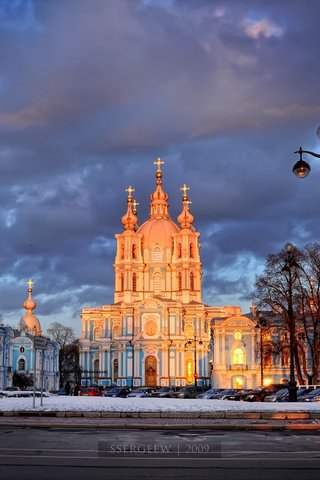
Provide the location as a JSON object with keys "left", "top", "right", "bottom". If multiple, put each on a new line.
{"left": 1, "top": 395, "right": 320, "bottom": 412}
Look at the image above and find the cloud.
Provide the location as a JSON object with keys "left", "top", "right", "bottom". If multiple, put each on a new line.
{"left": 243, "top": 17, "right": 284, "bottom": 39}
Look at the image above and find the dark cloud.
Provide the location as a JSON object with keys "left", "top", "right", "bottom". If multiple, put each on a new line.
{"left": 1, "top": 0, "right": 320, "bottom": 335}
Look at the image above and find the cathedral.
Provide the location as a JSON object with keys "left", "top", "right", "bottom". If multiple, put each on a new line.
{"left": 79, "top": 160, "right": 290, "bottom": 389}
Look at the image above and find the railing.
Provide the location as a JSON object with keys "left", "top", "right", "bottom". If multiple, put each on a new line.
{"left": 227, "top": 364, "right": 248, "bottom": 371}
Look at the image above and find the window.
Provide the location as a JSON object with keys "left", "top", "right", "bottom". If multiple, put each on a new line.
{"left": 233, "top": 348, "right": 245, "bottom": 365}
{"left": 18, "top": 358, "right": 26, "bottom": 371}
{"left": 178, "top": 272, "right": 182, "bottom": 291}
{"left": 178, "top": 243, "right": 182, "bottom": 258}
{"left": 113, "top": 325, "right": 120, "bottom": 339}
{"left": 153, "top": 273, "right": 162, "bottom": 295}
{"left": 234, "top": 331, "right": 242, "bottom": 341}
{"left": 120, "top": 244, "right": 124, "bottom": 260}
{"left": 190, "top": 243, "right": 194, "bottom": 258}
{"left": 121, "top": 273, "right": 124, "bottom": 291}
{"left": 154, "top": 246, "right": 161, "bottom": 262}
{"left": 190, "top": 272, "right": 194, "bottom": 291}
{"left": 94, "top": 328, "right": 101, "bottom": 341}
{"left": 19, "top": 346, "right": 25, "bottom": 353}
{"left": 132, "top": 273, "right": 137, "bottom": 292}
{"left": 93, "top": 359, "right": 99, "bottom": 384}
{"left": 132, "top": 244, "right": 137, "bottom": 259}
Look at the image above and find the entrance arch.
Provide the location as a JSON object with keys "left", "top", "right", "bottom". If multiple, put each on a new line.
{"left": 145, "top": 355, "right": 157, "bottom": 386}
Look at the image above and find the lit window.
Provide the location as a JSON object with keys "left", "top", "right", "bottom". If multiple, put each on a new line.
{"left": 233, "top": 348, "right": 245, "bottom": 365}
{"left": 234, "top": 331, "right": 242, "bottom": 341}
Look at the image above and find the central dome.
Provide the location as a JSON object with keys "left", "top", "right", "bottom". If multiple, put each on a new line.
{"left": 137, "top": 217, "right": 179, "bottom": 248}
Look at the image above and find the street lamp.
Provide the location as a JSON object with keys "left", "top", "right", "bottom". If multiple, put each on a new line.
{"left": 187, "top": 336, "right": 203, "bottom": 387}
{"left": 293, "top": 147, "right": 320, "bottom": 178}
{"left": 128, "top": 340, "right": 134, "bottom": 388}
{"left": 281, "top": 243, "right": 299, "bottom": 402}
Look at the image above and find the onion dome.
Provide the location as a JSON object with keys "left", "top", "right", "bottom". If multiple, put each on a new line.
{"left": 177, "top": 183, "right": 195, "bottom": 229}
{"left": 137, "top": 158, "right": 180, "bottom": 248}
{"left": 121, "top": 185, "right": 138, "bottom": 230}
{"left": 19, "top": 279, "right": 42, "bottom": 336}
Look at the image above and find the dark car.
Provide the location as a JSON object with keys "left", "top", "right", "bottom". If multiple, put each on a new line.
{"left": 224, "top": 389, "right": 252, "bottom": 401}
{"left": 171, "top": 386, "right": 206, "bottom": 399}
{"left": 243, "top": 384, "right": 288, "bottom": 402}
{"left": 151, "top": 386, "right": 178, "bottom": 398}
{"left": 298, "top": 387, "right": 320, "bottom": 402}
{"left": 104, "top": 387, "right": 131, "bottom": 398}
{"left": 209, "top": 389, "right": 240, "bottom": 400}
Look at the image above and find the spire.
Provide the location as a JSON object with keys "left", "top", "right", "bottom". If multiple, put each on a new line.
{"left": 121, "top": 185, "right": 138, "bottom": 230}
{"left": 149, "top": 157, "right": 169, "bottom": 219}
{"left": 177, "top": 183, "right": 195, "bottom": 229}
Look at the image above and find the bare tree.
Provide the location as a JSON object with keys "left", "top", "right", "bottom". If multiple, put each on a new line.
{"left": 46, "top": 322, "right": 77, "bottom": 387}
{"left": 254, "top": 243, "right": 320, "bottom": 385}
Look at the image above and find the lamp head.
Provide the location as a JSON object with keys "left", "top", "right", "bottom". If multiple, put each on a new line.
{"left": 293, "top": 159, "right": 310, "bottom": 178}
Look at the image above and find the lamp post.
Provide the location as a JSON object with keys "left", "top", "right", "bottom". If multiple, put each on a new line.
{"left": 128, "top": 340, "right": 134, "bottom": 388}
{"left": 282, "top": 243, "right": 298, "bottom": 402}
{"left": 293, "top": 147, "right": 320, "bottom": 178}
{"left": 187, "top": 336, "right": 203, "bottom": 387}
{"left": 255, "top": 322, "right": 264, "bottom": 386}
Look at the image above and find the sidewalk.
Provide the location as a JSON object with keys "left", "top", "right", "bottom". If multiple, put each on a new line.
{"left": 1, "top": 411, "right": 320, "bottom": 430}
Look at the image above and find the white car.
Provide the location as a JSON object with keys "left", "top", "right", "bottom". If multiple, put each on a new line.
{"left": 126, "top": 387, "right": 156, "bottom": 398}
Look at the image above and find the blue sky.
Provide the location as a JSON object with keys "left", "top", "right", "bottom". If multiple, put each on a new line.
{"left": 1, "top": 0, "right": 320, "bottom": 335}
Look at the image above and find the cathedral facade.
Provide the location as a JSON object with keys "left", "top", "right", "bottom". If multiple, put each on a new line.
{"left": 79, "top": 160, "right": 290, "bottom": 389}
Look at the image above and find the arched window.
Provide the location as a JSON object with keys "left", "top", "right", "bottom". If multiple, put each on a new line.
{"left": 234, "top": 331, "right": 242, "bottom": 341}
{"left": 113, "top": 325, "right": 120, "bottom": 339}
{"left": 153, "top": 272, "right": 162, "bottom": 295}
{"left": 120, "top": 243, "right": 124, "bottom": 260}
{"left": 132, "top": 244, "right": 137, "bottom": 259}
{"left": 153, "top": 246, "right": 161, "bottom": 262}
{"left": 121, "top": 273, "right": 124, "bottom": 291}
{"left": 233, "top": 348, "right": 245, "bottom": 365}
{"left": 178, "top": 272, "right": 182, "bottom": 291}
{"left": 190, "top": 272, "right": 194, "bottom": 291}
{"left": 18, "top": 358, "right": 26, "bottom": 371}
{"left": 190, "top": 243, "right": 194, "bottom": 258}
{"left": 132, "top": 273, "right": 137, "bottom": 292}
{"left": 93, "top": 359, "right": 99, "bottom": 384}
{"left": 178, "top": 243, "right": 182, "bottom": 258}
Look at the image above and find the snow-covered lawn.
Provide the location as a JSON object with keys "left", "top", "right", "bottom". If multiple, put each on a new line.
{"left": 1, "top": 395, "right": 320, "bottom": 412}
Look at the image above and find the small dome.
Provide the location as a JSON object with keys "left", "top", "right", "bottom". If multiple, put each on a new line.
{"left": 137, "top": 218, "right": 179, "bottom": 248}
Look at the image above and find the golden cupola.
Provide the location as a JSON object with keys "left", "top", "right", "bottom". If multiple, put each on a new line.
{"left": 121, "top": 185, "right": 138, "bottom": 231}
{"left": 19, "top": 279, "right": 42, "bottom": 336}
{"left": 136, "top": 158, "right": 179, "bottom": 248}
{"left": 177, "top": 183, "right": 195, "bottom": 230}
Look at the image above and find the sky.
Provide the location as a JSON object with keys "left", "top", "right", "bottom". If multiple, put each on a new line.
{"left": 1, "top": 0, "right": 320, "bottom": 336}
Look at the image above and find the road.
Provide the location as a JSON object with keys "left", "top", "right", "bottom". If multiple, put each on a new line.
{"left": 0, "top": 427, "right": 320, "bottom": 479}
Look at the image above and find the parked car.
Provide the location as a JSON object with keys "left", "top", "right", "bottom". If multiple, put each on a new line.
{"left": 299, "top": 387, "right": 320, "bottom": 402}
{"left": 151, "top": 386, "right": 178, "bottom": 398}
{"left": 209, "top": 389, "right": 240, "bottom": 400}
{"left": 79, "top": 386, "right": 102, "bottom": 396}
{"left": 171, "top": 386, "right": 206, "bottom": 399}
{"left": 196, "top": 388, "right": 224, "bottom": 399}
{"left": 127, "top": 387, "right": 156, "bottom": 398}
{"left": 243, "top": 384, "right": 288, "bottom": 402}
{"left": 224, "top": 389, "right": 253, "bottom": 401}
{"left": 264, "top": 388, "right": 289, "bottom": 402}
{"left": 104, "top": 387, "right": 131, "bottom": 398}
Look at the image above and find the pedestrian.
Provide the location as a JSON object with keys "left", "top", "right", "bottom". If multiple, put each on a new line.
{"left": 65, "top": 381, "right": 71, "bottom": 396}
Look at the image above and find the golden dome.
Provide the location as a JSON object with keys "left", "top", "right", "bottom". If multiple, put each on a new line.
{"left": 19, "top": 279, "right": 42, "bottom": 336}
{"left": 137, "top": 217, "right": 179, "bottom": 248}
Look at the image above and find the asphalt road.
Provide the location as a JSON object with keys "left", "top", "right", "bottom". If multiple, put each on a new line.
{"left": 0, "top": 428, "right": 320, "bottom": 480}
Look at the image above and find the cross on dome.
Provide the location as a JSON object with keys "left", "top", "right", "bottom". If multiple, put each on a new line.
{"left": 154, "top": 157, "right": 164, "bottom": 171}
{"left": 27, "top": 278, "right": 34, "bottom": 290}
{"left": 125, "top": 185, "right": 135, "bottom": 200}
{"left": 180, "top": 183, "right": 190, "bottom": 196}
{"left": 132, "top": 199, "right": 139, "bottom": 214}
